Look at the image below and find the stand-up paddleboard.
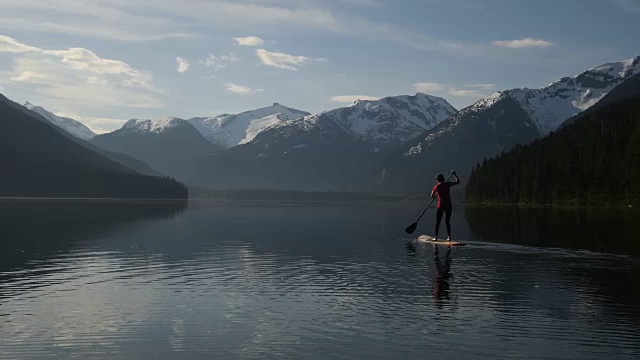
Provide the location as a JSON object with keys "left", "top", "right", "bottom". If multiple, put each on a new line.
{"left": 417, "top": 235, "right": 467, "bottom": 247}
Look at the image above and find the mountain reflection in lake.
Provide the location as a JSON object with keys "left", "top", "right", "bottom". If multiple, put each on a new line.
{"left": 0, "top": 201, "right": 638, "bottom": 359}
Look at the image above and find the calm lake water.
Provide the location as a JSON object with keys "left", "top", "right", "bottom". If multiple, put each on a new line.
{"left": 1, "top": 201, "right": 639, "bottom": 359}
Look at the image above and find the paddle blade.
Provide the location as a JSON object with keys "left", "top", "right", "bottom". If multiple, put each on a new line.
{"left": 405, "top": 222, "right": 418, "bottom": 234}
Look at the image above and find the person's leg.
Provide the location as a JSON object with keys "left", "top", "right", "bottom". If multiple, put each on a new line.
{"left": 445, "top": 207, "right": 452, "bottom": 240}
{"left": 435, "top": 208, "right": 444, "bottom": 239}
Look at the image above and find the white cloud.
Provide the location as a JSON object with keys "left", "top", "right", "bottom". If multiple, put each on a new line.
{"left": 413, "top": 82, "right": 497, "bottom": 100}
{"left": 0, "top": 1, "right": 484, "bottom": 56}
{"left": 41, "top": 47, "right": 144, "bottom": 75}
{"left": 223, "top": 83, "right": 263, "bottom": 95}
{"left": 448, "top": 89, "right": 486, "bottom": 98}
{"left": 176, "top": 57, "right": 190, "bottom": 73}
{"left": 0, "top": 35, "right": 42, "bottom": 53}
{"left": 0, "top": 1, "right": 197, "bottom": 42}
{"left": 256, "top": 49, "right": 327, "bottom": 71}
{"left": 233, "top": 36, "right": 265, "bottom": 46}
{"left": 465, "top": 83, "right": 498, "bottom": 90}
{"left": 492, "top": 38, "right": 555, "bottom": 49}
{"left": 413, "top": 82, "right": 447, "bottom": 93}
{"left": 1, "top": 35, "right": 164, "bottom": 111}
{"left": 10, "top": 71, "right": 48, "bottom": 83}
{"left": 201, "top": 53, "right": 240, "bottom": 71}
{"left": 330, "top": 95, "right": 380, "bottom": 103}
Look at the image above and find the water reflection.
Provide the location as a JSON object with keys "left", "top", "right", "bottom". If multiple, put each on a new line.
{"left": 0, "top": 202, "right": 638, "bottom": 359}
{"left": 0, "top": 200, "right": 187, "bottom": 272}
{"left": 465, "top": 205, "right": 640, "bottom": 256}
{"left": 432, "top": 246, "right": 452, "bottom": 307}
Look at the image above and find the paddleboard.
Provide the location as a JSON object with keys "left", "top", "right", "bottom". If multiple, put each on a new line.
{"left": 417, "top": 235, "right": 467, "bottom": 247}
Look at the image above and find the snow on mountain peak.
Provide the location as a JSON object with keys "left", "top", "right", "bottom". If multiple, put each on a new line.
{"left": 268, "top": 93, "right": 457, "bottom": 148}
{"left": 22, "top": 101, "right": 96, "bottom": 140}
{"left": 122, "top": 117, "right": 185, "bottom": 134}
{"left": 587, "top": 55, "right": 640, "bottom": 79}
{"left": 466, "top": 55, "right": 640, "bottom": 135}
{"left": 187, "top": 103, "right": 310, "bottom": 148}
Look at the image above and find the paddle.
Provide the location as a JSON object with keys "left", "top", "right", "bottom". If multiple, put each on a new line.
{"left": 405, "top": 171, "right": 455, "bottom": 234}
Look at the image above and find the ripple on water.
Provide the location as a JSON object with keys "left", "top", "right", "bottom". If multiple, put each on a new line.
{"left": 1, "top": 213, "right": 639, "bottom": 360}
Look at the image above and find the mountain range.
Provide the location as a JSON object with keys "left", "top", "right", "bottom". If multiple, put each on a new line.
{"left": 192, "top": 93, "right": 457, "bottom": 191}
{"left": 23, "top": 102, "right": 97, "bottom": 141}
{"left": 91, "top": 117, "right": 219, "bottom": 181}
{"left": 187, "top": 103, "right": 310, "bottom": 148}
{"left": 378, "top": 55, "right": 640, "bottom": 193}
{"left": 14, "top": 54, "right": 640, "bottom": 197}
{"left": 465, "top": 72, "right": 640, "bottom": 205}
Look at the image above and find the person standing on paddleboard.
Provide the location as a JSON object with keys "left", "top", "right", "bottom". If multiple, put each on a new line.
{"left": 431, "top": 171, "right": 460, "bottom": 241}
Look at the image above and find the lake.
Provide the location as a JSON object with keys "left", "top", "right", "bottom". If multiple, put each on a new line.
{"left": 1, "top": 200, "right": 639, "bottom": 359}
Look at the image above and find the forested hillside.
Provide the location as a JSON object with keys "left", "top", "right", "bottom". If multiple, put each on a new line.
{"left": 0, "top": 94, "right": 188, "bottom": 199}
{"left": 465, "top": 94, "right": 640, "bottom": 206}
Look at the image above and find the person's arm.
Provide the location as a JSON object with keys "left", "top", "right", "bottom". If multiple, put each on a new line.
{"left": 431, "top": 185, "right": 437, "bottom": 199}
{"left": 449, "top": 171, "right": 461, "bottom": 186}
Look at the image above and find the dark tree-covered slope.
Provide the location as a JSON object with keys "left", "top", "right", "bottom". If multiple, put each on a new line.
{"left": 92, "top": 117, "right": 218, "bottom": 182}
{"left": 0, "top": 94, "right": 188, "bottom": 199}
{"left": 466, "top": 91, "right": 640, "bottom": 206}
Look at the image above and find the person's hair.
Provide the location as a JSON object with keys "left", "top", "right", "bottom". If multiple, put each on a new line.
{"left": 436, "top": 174, "right": 445, "bottom": 182}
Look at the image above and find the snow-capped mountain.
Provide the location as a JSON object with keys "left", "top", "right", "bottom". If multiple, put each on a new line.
{"left": 121, "top": 117, "right": 186, "bottom": 134}
{"left": 92, "top": 117, "right": 218, "bottom": 181}
{"left": 188, "top": 103, "right": 310, "bottom": 148}
{"left": 192, "top": 93, "right": 457, "bottom": 191}
{"left": 379, "top": 55, "right": 640, "bottom": 193}
{"left": 23, "top": 102, "right": 96, "bottom": 140}
{"left": 267, "top": 93, "right": 456, "bottom": 150}
{"left": 505, "top": 55, "right": 640, "bottom": 135}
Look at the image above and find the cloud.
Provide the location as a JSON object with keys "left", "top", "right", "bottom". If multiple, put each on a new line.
{"left": 613, "top": 0, "right": 640, "bottom": 14}
{"left": 0, "top": 1, "right": 198, "bottom": 42}
{"left": 412, "top": 82, "right": 447, "bottom": 93}
{"left": 0, "top": 35, "right": 42, "bottom": 53}
{"left": 331, "top": 95, "right": 380, "bottom": 103}
{"left": 234, "top": 36, "right": 265, "bottom": 46}
{"left": 10, "top": 71, "right": 48, "bottom": 83}
{"left": 413, "top": 82, "right": 497, "bottom": 100}
{"left": 56, "top": 111, "right": 127, "bottom": 134}
{"left": 201, "top": 53, "right": 240, "bottom": 71}
{"left": 465, "top": 83, "right": 498, "bottom": 90}
{"left": 1, "top": 35, "right": 164, "bottom": 111}
{"left": 492, "top": 38, "right": 555, "bottom": 49}
{"left": 337, "top": 0, "right": 384, "bottom": 6}
{"left": 256, "top": 49, "right": 327, "bottom": 71}
{"left": 448, "top": 89, "right": 487, "bottom": 98}
{"left": 176, "top": 57, "right": 190, "bottom": 73}
{"left": 223, "top": 83, "right": 263, "bottom": 95}
{"left": 0, "top": 1, "right": 485, "bottom": 56}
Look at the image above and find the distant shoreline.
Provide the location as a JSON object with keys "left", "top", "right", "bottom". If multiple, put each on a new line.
{"left": 463, "top": 201, "right": 636, "bottom": 210}
{"left": 0, "top": 192, "right": 430, "bottom": 204}
{"left": 1, "top": 197, "right": 635, "bottom": 209}
{"left": 0, "top": 197, "right": 189, "bottom": 203}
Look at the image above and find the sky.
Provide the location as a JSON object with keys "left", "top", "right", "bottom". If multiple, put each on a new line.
{"left": 0, "top": 0, "right": 639, "bottom": 133}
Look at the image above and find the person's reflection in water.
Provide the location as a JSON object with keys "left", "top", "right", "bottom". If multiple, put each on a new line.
{"left": 432, "top": 245, "right": 452, "bottom": 308}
